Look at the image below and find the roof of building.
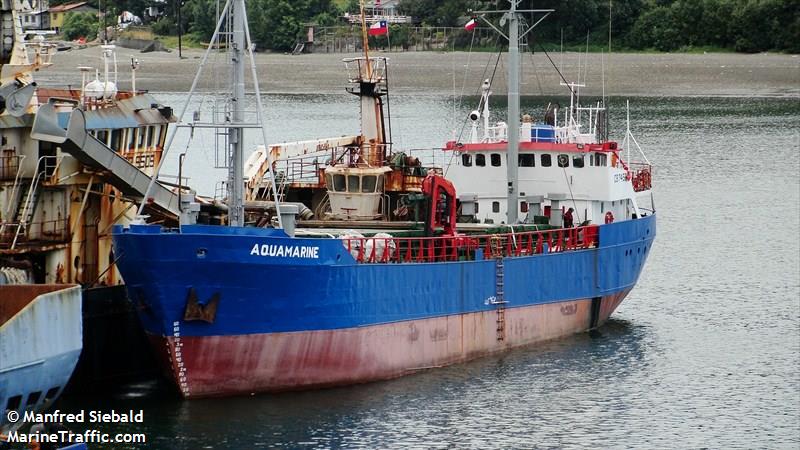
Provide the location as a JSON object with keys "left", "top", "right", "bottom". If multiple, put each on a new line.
{"left": 49, "top": 2, "right": 92, "bottom": 13}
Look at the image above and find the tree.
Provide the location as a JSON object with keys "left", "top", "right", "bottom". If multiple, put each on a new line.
{"left": 249, "top": 0, "right": 302, "bottom": 51}
{"left": 187, "top": 0, "right": 218, "bottom": 41}
{"left": 628, "top": 5, "right": 680, "bottom": 50}
{"left": 61, "top": 12, "right": 99, "bottom": 40}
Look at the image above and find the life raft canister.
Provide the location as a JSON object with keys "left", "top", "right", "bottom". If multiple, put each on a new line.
{"left": 605, "top": 211, "right": 614, "bottom": 224}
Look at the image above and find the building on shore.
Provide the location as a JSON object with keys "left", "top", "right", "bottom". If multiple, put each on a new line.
{"left": 48, "top": 1, "right": 97, "bottom": 33}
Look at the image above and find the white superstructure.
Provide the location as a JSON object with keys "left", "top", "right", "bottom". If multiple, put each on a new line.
{"left": 446, "top": 79, "right": 652, "bottom": 226}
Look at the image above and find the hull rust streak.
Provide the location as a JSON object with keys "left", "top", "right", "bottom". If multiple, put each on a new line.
{"left": 151, "top": 292, "right": 628, "bottom": 397}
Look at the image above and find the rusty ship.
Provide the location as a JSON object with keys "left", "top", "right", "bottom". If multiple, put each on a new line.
{"left": 111, "top": 0, "right": 656, "bottom": 398}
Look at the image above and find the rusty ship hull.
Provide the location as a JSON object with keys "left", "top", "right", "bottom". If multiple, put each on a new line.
{"left": 113, "top": 215, "right": 655, "bottom": 398}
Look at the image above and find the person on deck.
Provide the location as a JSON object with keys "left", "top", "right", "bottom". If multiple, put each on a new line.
{"left": 563, "top": 208, "right": 574, "bottom": 228}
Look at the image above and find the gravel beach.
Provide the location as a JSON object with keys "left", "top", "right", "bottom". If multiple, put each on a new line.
{"left": 33, "top": 45, "right": 799, "bottom": 97}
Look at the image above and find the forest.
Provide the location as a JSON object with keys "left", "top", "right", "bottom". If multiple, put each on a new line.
{"left": 54, "top": 0, "right": 799, "bottom": 53}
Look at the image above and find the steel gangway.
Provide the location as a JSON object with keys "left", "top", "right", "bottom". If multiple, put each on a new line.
{"left": 31, "top": 102, "right": 181, "bottom": 218}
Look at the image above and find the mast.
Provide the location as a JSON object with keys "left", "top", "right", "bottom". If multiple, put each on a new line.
{"left": 138, "top": 0, "right": 284, "bottom": 228}
{"left": 345, "top": 0, "right": 387, "bottom": 166}
{"left": 229, "top": 0, "right": 245, "bottom": 227}
{"left": 507, "top": 2, "right": 520, "bottom": 224}
{"left": 471, "top": 1, "right": 552, "bottom": 224}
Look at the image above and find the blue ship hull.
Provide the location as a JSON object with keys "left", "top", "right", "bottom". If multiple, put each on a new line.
{"left": 0, "top": 285, "right": 82, "bottom": 433}
{"left": 112, "top": 214, "right": 655, "bottom": 397}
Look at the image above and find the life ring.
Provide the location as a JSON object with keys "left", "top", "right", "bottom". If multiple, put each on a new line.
{"left": 605, "top": 211, "right": 614, "bottom": 224}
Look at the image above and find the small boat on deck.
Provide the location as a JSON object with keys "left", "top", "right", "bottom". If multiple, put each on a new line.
{"left": 0, "top": 284, "right": 81, "bottom": 433}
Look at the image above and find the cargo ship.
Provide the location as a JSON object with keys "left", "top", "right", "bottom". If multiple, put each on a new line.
{"left": 112, "top": 0, "right": 656, "bottom": 398}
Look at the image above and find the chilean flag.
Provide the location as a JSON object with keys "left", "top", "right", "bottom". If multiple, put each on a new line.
{"left": 368, "top": 20, "right": 388, "bottom": 36}
{"left": 464, "top": 18, "right": 477, "bottom": 31}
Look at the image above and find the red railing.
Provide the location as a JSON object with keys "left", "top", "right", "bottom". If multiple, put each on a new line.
{"left": 629, "top": 163, "right": 653, "bottom": 192}
{"left": 342, "top": 225, "right": 599, "bottom": 264}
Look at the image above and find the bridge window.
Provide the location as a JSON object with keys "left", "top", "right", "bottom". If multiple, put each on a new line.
{"left": 158, "top": 126, "right": 167, "bottom": 147}
{"left": 137, "top": 127, "right": 146, "bottom": 148}
{"left": 519, "top": 154, "right": 535, "bottom": 167}
{"left": 492, "top": 201, "right": 500, "bottom": 213}
{"left": 110, "top": 129, "right": 121, "bottom": 150}
{"left": 557, "top": 154, "right": 569, "bottom": 167}
{"left": 490, "top": 153, "right": 501, "bottom": 167}
{"left": 333, "top": 174, "right": 346, "bottom": 192}
{"left": 461, "top": 154, "right": 472, "bottom": 167}
{"left": 520, "top": 201, "right": 528, "bottom": 213}
{"left": 96, "top": 130, "right": 109, "bottom": 145}
{"left": 362, "top": 175, "right": 377, "bottom": 193}
{"left": 541, "top": 154, "right": 552, "bottom": 167}
{"left": 593, "top": 153, "right": 607, "bottom": 167}
{"left": 475, "top": 153, "right": 486, "bottom": 167}
{"left": 127, "top": 129, "right": 135, "bottom": 149}
{"left": 348, "top": 175, "right": 360, "bottom": 192}
{"left": 573, "top": 155, "right": 585, "bottom": 168}
{"left": 147, "top": 126, "right": 156, "bottom": 147}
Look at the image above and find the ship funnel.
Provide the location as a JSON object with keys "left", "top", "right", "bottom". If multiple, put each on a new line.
{"left": 31, "top": 101, "right": 68, "bottom": 143}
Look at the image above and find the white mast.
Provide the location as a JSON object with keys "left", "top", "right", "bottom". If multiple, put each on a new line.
{"left": 471, "top": 1, "right": 552, "bottom": 224}
{"left": 228, "top": 0, "right": 245, "bottom": 227}
{"left": 507, "top": 3, "right": 520, "bottom": 223}
{"left": 137, "top": 0, "right": 284, "bottom": 228}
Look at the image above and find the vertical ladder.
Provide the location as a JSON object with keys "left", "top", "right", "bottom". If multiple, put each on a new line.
{"left": 494, "top": 255, "right": 507, "bottom": 341}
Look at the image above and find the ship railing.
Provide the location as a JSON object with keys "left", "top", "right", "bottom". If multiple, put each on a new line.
{"left": 0, "top": 218, "right": 69, "bottom": 248}
{"left": 485, "top": 123, "right": 508, "bottom": 142}
{"left": 402, "top": 148, "right": 447, "bottom": 170}
{"left": 342, "top": 225, "right": 599, "bottom": 264}
{"left": 9, "top": 158, "right": 55, "bottom": 248}
{"left": 629, "top": 162, "right": 653, "bottom": 192}
{"left": 277, "top": 155, "right": 325, "bottom": 185}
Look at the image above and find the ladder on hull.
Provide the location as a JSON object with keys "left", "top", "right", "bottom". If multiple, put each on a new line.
{"left": 490, "top": 235, "right": 508, "bottom": 342}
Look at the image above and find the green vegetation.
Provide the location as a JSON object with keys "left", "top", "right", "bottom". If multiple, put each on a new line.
{"left": 69, "top": 0, "right": 797, "bottom": 53}
{"left": 61, "top": 12, "right": 99, "bottom": 41}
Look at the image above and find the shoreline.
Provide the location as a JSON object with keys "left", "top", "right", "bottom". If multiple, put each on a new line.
{"left": 33, "top": 46, "right": 800, "bottom": 98}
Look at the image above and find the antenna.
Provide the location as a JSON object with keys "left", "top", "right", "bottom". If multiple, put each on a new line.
{"left": 607, "top": 0, "right": 612, "bottom": 143}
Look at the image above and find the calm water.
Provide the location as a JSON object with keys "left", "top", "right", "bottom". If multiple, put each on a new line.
{"left": 57, "top": 94, "right": 800, "bottom": 448}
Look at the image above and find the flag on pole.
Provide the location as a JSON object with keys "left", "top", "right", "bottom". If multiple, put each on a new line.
{"left": 368, "top": 20, "right": 389, "bottom": 36}
{"left": 464, "top": 18, "right": 477, "bottom": 31}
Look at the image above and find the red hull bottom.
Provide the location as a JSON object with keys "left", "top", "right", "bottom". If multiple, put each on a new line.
{"left": 150, "top": 291, "right": 629, "bottom": 398}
